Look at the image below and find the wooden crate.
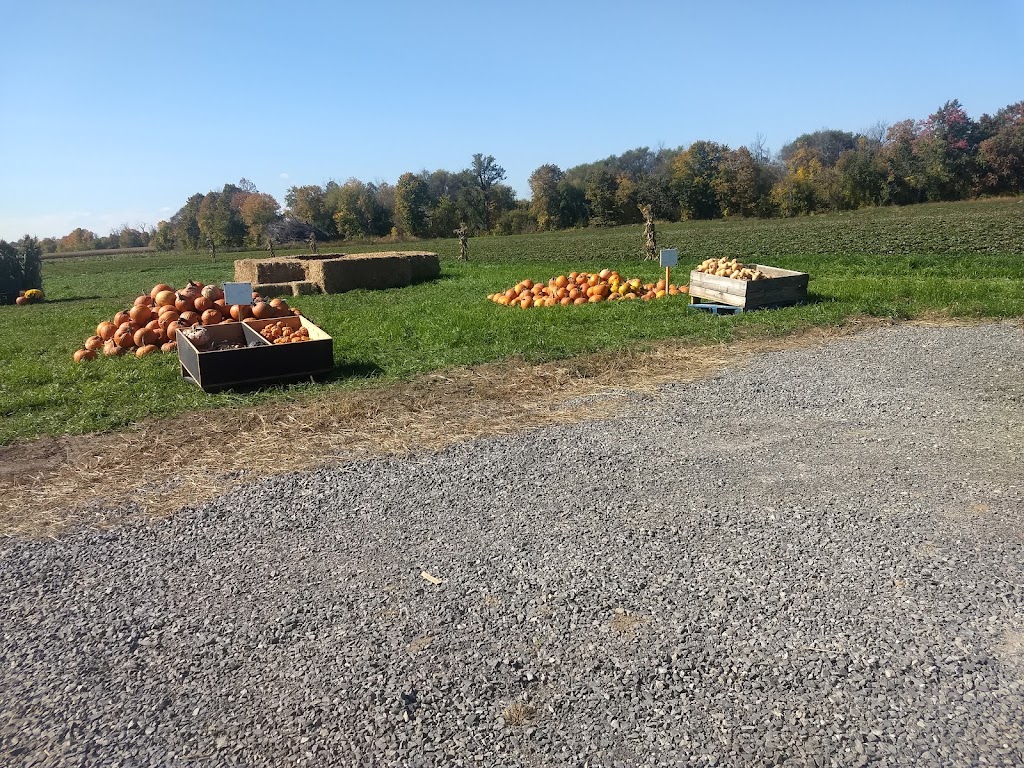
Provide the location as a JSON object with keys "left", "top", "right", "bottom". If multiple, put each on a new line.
{"left": 176, "top": 316, "right": 333, "bottom": 392}
{"left": 242, "top": 315, "right": 334, "bottom": 381}
{"left": 688, "top": 264, "right": 808, "bottom": 310}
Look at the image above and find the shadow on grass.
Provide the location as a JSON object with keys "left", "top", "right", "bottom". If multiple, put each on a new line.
{"left": 802, "top": 291, "right": 836, "bottom": 306}
{"left": 412, "top": 273, "right": 456, "bottom": 286}
{"left": 321, "top": 361, "right": 384, "bottom": 383}
{"left": 41, "top": 296, "right": 105, "bottom": 304}
{"left": 690, "top": 291, "right": 836, "bottom": 315}
{"left": 191, "top": 362, "right": 383, "bottom": 395}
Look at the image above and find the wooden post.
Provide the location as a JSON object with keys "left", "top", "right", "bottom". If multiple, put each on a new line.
{"left": 666, "top": 265, "right": 670, "bottom": 289}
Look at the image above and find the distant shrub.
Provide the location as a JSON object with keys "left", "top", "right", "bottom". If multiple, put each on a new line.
{"left": 494, "top": 208, "right": 538, "bottom": 236}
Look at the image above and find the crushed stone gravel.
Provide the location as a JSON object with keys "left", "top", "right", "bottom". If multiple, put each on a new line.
{"left": 1, "top": 322, "right": 1023, "bottom": 767}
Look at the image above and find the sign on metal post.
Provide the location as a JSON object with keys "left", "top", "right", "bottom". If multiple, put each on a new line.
{"left": 223, "top": 282, "right": 254, "bottom": 306}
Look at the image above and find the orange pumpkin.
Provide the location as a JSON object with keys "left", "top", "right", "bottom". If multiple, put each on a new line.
{"left": 114, "top": 326, "right": 136, "bottom": 349}
{"left": 97, "top": 321, "right": 117, "bottom": 341}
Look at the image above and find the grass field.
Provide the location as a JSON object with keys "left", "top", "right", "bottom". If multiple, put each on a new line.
{"left": 2, "top": 198, "right": 1023, "bottom": 446}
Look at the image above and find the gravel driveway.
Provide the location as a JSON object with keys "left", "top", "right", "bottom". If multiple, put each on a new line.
{"left": 2, "top": 322, "right": 1022, "bottom": 767}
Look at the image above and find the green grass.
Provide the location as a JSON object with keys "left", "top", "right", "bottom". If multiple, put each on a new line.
{"left": 2, "top": 198, "right": 1023, "bottom": 446}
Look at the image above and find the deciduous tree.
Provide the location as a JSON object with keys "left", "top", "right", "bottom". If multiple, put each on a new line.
{"left": 169, "top": 194, "right": 205, "bottom": 250}
{"left": 835, "top": 138, "right": 886, "bottom": 208}
{"left": 57, "top": 228, "right": 97, "bottom": 252}
{"left": 528, "top": 164, "right": 563, "bottom": 231}
{"left": 780, "top": 129, "right": 857, "bottom": 168}
{"left": 714, "top": 146, "right": 769, "bottom": 217}
{"left": 977, "top": 101, "right": 1024, "bottom": 195}
{"left": 555, "top": 180, "right": 588, "bottom": 228}
{"left": 240, "top": 193, "right": 281, "bottom": 245}
{"left": 394, "top": 172, "right": 430, "bottom": 237}
{"left": 285, "top": 184, "right": 334, "bottom": 236}
{"left": 470, "top": 153, "right": 506, "bottom": 230}
{"left": 913, "top": 100, "right": 978, "bottom": 201}
{"left": 672, "top": 141, "right": 726, "bottom": 220}
{"left": 427, "top": 195, "right": 462, "bottom": 239}
{"left": 879, "top": 119, "right": 924, "bottom": 205}
{"left": 585, "top": 169, "right": 619, "bottom": 227}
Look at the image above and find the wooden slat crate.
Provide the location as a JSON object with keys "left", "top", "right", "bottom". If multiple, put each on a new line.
{"left": 177, "top": 316, "right": 333, "bottom": 392}
{"left": 688, "top": 264, "right": 808, "bottom": 310}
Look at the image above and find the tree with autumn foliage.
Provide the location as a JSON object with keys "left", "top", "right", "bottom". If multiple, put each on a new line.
{"left": 714, "top": 146, "right": 776, "bottom": 217}
{"left": 240, "top": 193, "right": 281, "bottom": 245}
{"left": 325, "top": 179, "right": 392, "bottom": 240}
{"left": 835, "top": 137, "right": 887, "bottom": 208}
{"left": 977, "top": 101, "right": 1024, "bottom": 195}
{"left": 913, "top": 99, "right": 979, "bottom": 201}
{"left": 672, "top": 140, "right": 727, "bottom": 219}
{"left": 285, "top": 184, "right": 335, "bottom": 237}
{"left": 57, "top": 228, "right": 97, "bottom": 252}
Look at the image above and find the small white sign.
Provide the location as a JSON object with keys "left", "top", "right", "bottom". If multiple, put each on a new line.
{"left": 659, "top": 248, "right": 678, "bottom": 268}
{"left": 223, "top": 282, "right": 253, "bottom": 306}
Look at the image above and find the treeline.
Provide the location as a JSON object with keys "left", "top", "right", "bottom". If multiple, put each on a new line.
{"left": 37, "top": 224, "right": 154, "bottom": 254}
{"left": 150, "top": 155, "right": 516, "bottom": 251}
{"left": 25, "top": 98, "right": 1024, "bottom": 253}
{"left": 528, "top": 99, "right": 1024, "bottom": 225}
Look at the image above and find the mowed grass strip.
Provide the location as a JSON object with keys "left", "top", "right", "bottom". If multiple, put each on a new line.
{"left": 2, "top": 198, "right": 1023, "bottom": 446}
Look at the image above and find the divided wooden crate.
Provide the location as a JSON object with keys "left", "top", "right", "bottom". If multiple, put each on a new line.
{"left": 176, "top": 315, "right": 333, "bottom": 392}
{"left": 688, "top": 264, "right": 809, "bottom": 310}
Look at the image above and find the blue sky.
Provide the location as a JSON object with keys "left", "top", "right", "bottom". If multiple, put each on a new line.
{"left": 1, "top": 0, "right": 1022, "bottom": 241}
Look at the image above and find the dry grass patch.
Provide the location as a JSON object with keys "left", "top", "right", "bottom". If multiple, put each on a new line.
{"left": 501, "top": 700, "right": 537, "bottom": 726}
{"left": 610, "top": 609, "right": 649, "bottom": 634}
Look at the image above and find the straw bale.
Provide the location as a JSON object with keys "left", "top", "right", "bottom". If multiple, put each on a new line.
{"left": 234, "top": 258, "right": 306, "bottom": 284}
{"left": 233, "top": 259, "right": 261, "bottom": 284}
{"left": 253, "top": 282, "right": 295, "bottom": 297}
{"left": 294, "top": 252, "right": 346, "bottom": 261}
{"left": 406, "top": 252, "right": 441, "bottom": 283}
{"left": 235, "top": 251, "right": 439, "bottom": 296}
{"left": 348, "top": 255, "right": 411, "bottom": 291}
{"left": 302, "top": 259, "right": 329, "bottom": 292}
{"left": 292, "top": 281, "right": 322, "bottom": 296}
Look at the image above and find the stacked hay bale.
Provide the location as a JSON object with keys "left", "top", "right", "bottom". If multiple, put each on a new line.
{"left": 233, "top": 251, "right": 440, "bottom": 297}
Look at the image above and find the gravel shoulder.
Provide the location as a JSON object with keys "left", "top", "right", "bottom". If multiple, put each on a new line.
{"left": 2, "top": 322, "right": 1023, "bottom": 767}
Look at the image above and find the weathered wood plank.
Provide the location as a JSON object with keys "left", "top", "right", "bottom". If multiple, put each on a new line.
{"left": 687, "top": 263, "right": 809, "bottom": 308}
{"left": 688, "top": 271, "right": 749, "bottom": 297}
{"left": 687, "top": 285, "right": 747, "bottom": 307}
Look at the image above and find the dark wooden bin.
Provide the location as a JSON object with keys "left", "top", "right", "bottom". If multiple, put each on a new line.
{"left": 243, "top": 316, "right": 334, "bottom": 380}
{"left": 176, "top": 316, "right": 333, "bottom": 392}
{"left": 688, "top": 264, "right": 809, "bottom": 310}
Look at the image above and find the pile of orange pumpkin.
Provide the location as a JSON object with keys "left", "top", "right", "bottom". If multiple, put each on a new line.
{"left": 73, "top": 280, "right": 297, "bottom": 362}
{"left": 258, "top": 320, "right": 311, "bottom": 345}
{"left": 487, "top": 269, "right": 689, "bottom": 308}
